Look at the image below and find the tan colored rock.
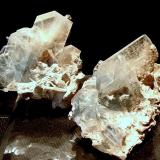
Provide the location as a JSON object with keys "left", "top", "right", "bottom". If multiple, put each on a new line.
{"left": 16, "top": 45, "right": 84, "bottom": 108}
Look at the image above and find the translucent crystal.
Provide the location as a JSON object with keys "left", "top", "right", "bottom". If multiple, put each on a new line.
{"left": 0, "top": 11, "right": 72, "bottom": 87}
{"left": 70, "top": 35, "right": 160, "bottom": 159}
{"left": 0, "top": 11, "right": 84, "bottom": 108}
{"left": 34, "top": 11, "right": 72, "bottom": 52}
{"left": 16, "top": 45, "right": 84, "bottom": 108}
{"left": 95, "top": 35, "right": 158, "bottom": 96}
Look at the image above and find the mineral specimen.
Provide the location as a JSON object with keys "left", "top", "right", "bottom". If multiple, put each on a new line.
{"left": 1, "top": 9, "right": 160, "bottom": 160}
{"left": 0, "top": 11, "right": 84, "bottom": 108}
{"left": 69, "top": 35, "right": 160, "bottom": 159}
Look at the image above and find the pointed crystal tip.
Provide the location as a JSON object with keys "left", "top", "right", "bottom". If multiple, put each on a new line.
{"left": 34, "top": 11, "right": 72, "bottom": 25}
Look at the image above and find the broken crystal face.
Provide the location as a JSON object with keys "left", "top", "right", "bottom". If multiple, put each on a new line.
{"left": 0, "top": 11, "right": 84, "bottom": 108}
{"left": 70, "top": 35, "right": 160, "bottom": 159}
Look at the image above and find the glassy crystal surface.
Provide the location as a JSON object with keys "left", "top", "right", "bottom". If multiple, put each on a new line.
{"left": 34, "top": 11, "right": 72, "bottom": 52}
{"left": 0, "top": 11, "right": 72, "bottom": 87}
{"left": 70, "top": 35, "right": 160, "bottom": 159}
{"left": 0, "top": 11, "right": 84, "bottom": 108}
{"left": 95, "top": 35, "right": 157, "bottom": 96}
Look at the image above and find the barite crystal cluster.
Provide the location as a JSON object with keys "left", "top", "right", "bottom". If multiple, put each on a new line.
{"left": 0, "top": 10, "right": 160, "bottom": 160}
{"left": 69, "top": 35, "right": 160, "bottom": 159}
{"left": 0, "top": 11, "right": 84, "bottom": 108}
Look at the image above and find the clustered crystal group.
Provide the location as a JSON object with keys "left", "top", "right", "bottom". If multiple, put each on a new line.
{"left": 1, "top": 11, "right": 160, "bottom": 160}
{"left": 0, "top": 11, "right": 84, "bottom": 108}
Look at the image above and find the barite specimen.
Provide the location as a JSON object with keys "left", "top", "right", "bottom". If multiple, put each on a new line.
{"left": 0, "top": 11, "right": 84, "bottom": 108}
{"left": 69, "top": 35, "right": 160, "bottom": 159}
{"left": 1, "top": 10, "right": 160, "bottom": 160}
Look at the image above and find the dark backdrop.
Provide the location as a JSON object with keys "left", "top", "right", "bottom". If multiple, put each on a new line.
{"left": 0, "top": 0, "right": 159, "bottom": 75}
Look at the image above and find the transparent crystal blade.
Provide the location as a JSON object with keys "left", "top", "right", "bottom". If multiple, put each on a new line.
{"left": 94, "top": 35, "right": 158, "bottom": 95}
{"left": 34, "top": 11, "right": 72, "bottom": 52}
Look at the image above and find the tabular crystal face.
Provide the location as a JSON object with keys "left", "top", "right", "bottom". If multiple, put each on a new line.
{"left": 70, "top": 35, "right": 160, "bottom": 159}
{"left": 0, "top": 11, "right": 72, "bottom": 86}
{"left": 0, "top": 11, "right": 84, "bottom": 108}
{"left": 34, "top": 11, "right": 72, "bottom": 52}
{"left": 95, "top": 35, "right": 157, "bottom": 96}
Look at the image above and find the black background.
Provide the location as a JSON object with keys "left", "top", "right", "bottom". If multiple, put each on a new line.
{"left": 0, "top": 0, "right": 159, "bottom": 75}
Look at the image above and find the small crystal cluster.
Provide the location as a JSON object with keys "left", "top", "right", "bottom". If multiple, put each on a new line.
{"left": 0, "top": 11, "right": 84, "bottom": 108}
{"left": 0, "top": 11, "right": 160, "bottom": 160}
{"left": 69, "top": 35, "right": 160, "bottom": 159}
